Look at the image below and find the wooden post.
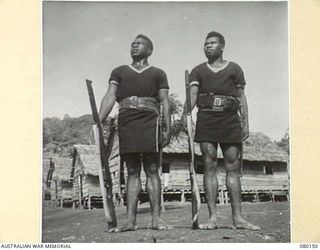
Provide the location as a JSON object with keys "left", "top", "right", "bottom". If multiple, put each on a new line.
{"left": 271, "top": 192, "right": 275, "bottom": 202}
{"left": 78, "top": 175, "right": 82, "bottom": 209}
{"left": 219, "top": 190, "right": 223, "bottom": 204}
{"left": 161, "top": 189, "right": 165, "bottom": 212}
{"left": 72, "top": 201, "right": 76, "bottom": 210}
{"left": 270, "top": 190, "right": 274, "bottom": 202}
{"left": 54, "top": 180, "right": 58, "bottom": 207}
{"left": 224, "top": 191, "right": 229, "bottom": 204}
{"left": 255, "top": 190, "right": 259, "bottom": 202}
{"left": 181, "top": 190, "right": 186, "bottom": 203}
{"left": 88, "top": 193, "right": 91, "bottom": 210}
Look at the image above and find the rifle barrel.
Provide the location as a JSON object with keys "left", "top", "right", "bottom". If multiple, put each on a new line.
{"left": 86, "top": 79, "right": 100, "bottom": 125}
{"left": 185, "top": 71, "right": 191, "bottom": 114}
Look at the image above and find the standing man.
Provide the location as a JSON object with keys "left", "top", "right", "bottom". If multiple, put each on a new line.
{"left": 183, "top": 31, "right": 260, "bottom": 230}
{"left": 99, "top": 34, "right": 171, "bottom": 232}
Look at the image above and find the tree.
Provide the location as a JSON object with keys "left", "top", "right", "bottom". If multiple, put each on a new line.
{"left": 169, "top": 93, "right": 183, "bottom": 122}
{"left": 277, "top": 129, "right": 289, "bottom": 155}
{"left": 168, "top": 93, "right": 185, "bottom": 139}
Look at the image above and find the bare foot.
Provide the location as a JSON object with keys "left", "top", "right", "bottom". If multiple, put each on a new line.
{"left": 233, "top": 218, "right": 260, "bottom": 231}
{"left": 108, "top": 222, "right": 138, "bottom": 233}
{"left": 151, "top": 219, "right": 173, "bottom": 230}
{"left": 198, "top": 218, "right": 218, "bottom": 230}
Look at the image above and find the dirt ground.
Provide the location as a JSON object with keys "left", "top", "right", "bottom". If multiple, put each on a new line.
{"left": 42, "top": 201, "right": 290, "bottom": 243}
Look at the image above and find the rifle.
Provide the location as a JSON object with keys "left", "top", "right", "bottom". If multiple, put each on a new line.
{"left": 239, "top": 104, "right": 244, "bottom": 177}
{"left": 159, "top": 103, "right": 165, "bottom": 211}
{"left": 185, "top": 70, "right": 201, "bottom": 229}
{"left": 86, "top": 79, "right": 117, "bottom": 230}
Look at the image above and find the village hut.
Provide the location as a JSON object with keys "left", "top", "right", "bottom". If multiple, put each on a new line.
{"left": 106, "top": 131, "right": 289, "bottom": 204}
{"left": 69, "top": 130, "right": 288, "bottom": 208}
{"left": 72, "top": 138, "right": 121, "bottom": 209}
{"left": 43, "top": 157, "right": 73, "bottom": 207}
{"left": 161, "top": 131, "right": 289, "bottom": 203}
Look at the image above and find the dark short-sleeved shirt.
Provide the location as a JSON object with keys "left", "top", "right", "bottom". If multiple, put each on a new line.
{"left": 108, "top": 64, "right": 169, "bottom": 154}
{"left": 109, "top": 65, "right": 169, "bottom": 102}
{"left": 190, "top": 61, "right": 246, "bottom": 143}
{"left": 189, "top": 61, "right": 246, "bottom": 97}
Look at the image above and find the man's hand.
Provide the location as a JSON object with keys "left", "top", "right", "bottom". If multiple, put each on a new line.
{"left": 162, "top": 130, "right": 171, "bottom": 147}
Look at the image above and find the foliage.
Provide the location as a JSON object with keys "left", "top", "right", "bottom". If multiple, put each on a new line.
{"left": 169, "top": 93, "right": 183, "bottom": 118}
{"left": 43, "top": 114, "right": 94, "bottom": 157}
{"left": 276, "top": 129, "right": 289, "bottom": 155}
{"left": 168, "top": 93, "right": 186, "bottom": 139}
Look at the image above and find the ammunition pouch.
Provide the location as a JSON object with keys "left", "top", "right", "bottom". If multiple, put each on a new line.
{"left": 119, "top": 96, "right": 159, "bottom": 115}
{"left": 197, "top": 93, "right": 239, "bottom": 112}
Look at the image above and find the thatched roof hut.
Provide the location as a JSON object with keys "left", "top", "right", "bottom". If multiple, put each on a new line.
{"left": 70, "top": 131, "right": 288, "bottom": 205}
{"left": 72, "top": 145, "right": 101, "bottom": 202}
{"left": 73, "top": 138, "right": 119, "bottom": 177}
{"left": 72, "top": 140, "right": 121, "bottom": 204}
{"left": 164, "top": 132, "right": 287, "bottom": 162}
{"left": 161, "top": 131, "right": 289, "bottom": 196}
{"left": 73, "top": 145, "right": 99, "bottom": 177}
{"left": 43, "top": 157, "right": 73, "bottom": 202}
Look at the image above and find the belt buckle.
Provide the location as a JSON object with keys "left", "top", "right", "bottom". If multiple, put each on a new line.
{"left": 129, "top": 96, "right": 138, "bottom": 109}
{"left": 213, "top": 97, "right": 222, "bottom": 107}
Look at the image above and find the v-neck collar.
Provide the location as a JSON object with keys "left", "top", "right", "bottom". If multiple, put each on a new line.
{"left": 206, "top": 61, "right": 230, "bottom": 73}
{"left": 128, "top": 64, "right": 152, "bottom": 74}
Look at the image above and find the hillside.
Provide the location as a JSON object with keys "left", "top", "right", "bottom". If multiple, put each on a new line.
{"left": 43, "top": 114, "right": 115, "bottom": 158}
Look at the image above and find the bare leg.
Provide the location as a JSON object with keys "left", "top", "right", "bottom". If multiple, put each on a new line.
{"left": 221, "top": 144, "right": 260, "bottom": 231}
{"left": 109, "top": 153, "right": 141, "bottom": 232}
{"left": 199, "top": 142, "right": 219, "bottom": 230}
{"left": 143, "top": 153, "right": 172, "bottom": 230}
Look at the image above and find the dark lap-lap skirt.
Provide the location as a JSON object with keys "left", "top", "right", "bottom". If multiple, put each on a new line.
{"left": 118, "top": 109, "right": 159, "bottom": 155}
{"left": 195, "top": 111, "right": 241, "bottom": 143}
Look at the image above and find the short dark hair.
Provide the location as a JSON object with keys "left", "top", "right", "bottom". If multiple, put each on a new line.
{"left": 136, "top": 34, "right": 153, "bottom": 51}
{"left": 206, "top": 31, "right": 225, "bottom": 46}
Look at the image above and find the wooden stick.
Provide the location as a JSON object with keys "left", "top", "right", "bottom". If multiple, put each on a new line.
{"left": 159, "top": 103, "right": 166, "bottom": 212}
{"left": 86, "top": 79, "right": 117, "bottom": 229}
{"left": 185, "top": 70, "right": 201, "bottom": 229}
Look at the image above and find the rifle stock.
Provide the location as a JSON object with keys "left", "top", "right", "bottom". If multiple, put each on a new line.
{"left": 185, "top": 71, "right": 201, "bottom": 229}
{"left": 86, "top": 79, "right": 117, "bottom": 229}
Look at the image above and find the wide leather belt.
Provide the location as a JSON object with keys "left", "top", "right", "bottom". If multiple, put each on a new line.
{"left": 197, "top": 94, "right": 239, "bottom": 112}
{"left": 119, "top": 96, "right": 159, "bottom": 114}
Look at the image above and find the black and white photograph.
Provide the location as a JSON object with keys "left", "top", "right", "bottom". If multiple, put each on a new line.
{"left": 42, "top": 1, "right": 289, "bottom": 243}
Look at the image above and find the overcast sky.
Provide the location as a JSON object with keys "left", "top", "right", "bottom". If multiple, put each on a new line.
{"left": 43, "top": 1, "right": 288, "bottom": 141}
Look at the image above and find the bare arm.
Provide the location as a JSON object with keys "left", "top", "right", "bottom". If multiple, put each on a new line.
{"left": 159, "top": 89, "right": 171, "bottom": 146}
{"left": 183, "top": 85, "right": 199, "bottom": 114}
{"left": 98, "top": 83, "right": 118, "bottom": 124}
{"left": 237, "top": 88, "right": 249, "bottom": 141}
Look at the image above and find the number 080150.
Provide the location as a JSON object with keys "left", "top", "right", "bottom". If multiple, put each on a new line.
{"left": 300, "top": 244, "right": 318, "bottom": 248}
